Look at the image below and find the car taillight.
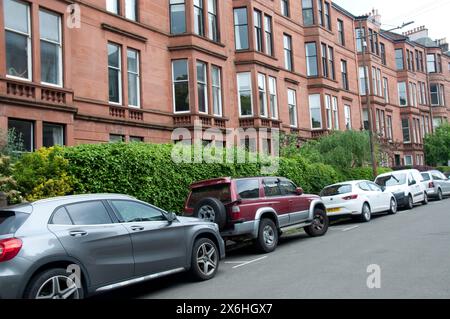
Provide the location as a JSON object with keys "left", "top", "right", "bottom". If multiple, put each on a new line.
{"left": 0, "top": 238, "right": 22, "bottom": 263}
{"left": 343, "top": 194, "right": 358, "bottom": 200}
{"left": 429, "top": 182, "right": 435, "bottom": 188}
{"left": 231, "top": 205, "right": 241, "bottom": 220}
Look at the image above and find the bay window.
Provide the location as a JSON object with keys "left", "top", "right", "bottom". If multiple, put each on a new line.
{"left": 264, "top": 15, "right": 273, "bottom": 56}
{"left": 332, "top": 96, "right": 339, "bottom": 129}
{"left": 170, "top": 0, "right": 186, "bottom": 34}
{"left": 234, "top": 8, "right": 249, "bottom": 50}
{"left": 258, "top": 73, "right": 267, "bottom": 117}
{"left": 269, "top": 77, "right": 278, "bottom": 119}
{"left": 172, "top": 60, "right": 190, "bottom": 113}
{"left": 208, "top": 0, "right": 218, "bottom": 42}
{"left": 194, "top": 0, "right": 205, "bottom": 36}
{"left": 306, "top": 42, "right": 318, "bottom": 77}
{"left": 288, "top": 89, "right": 297, "bottom": 127}
{"left": 302, "top": 0, "right": 314, "bottom": 26}
{"left": 309, "top": 94, "right": 322, "bottom": 129}
{"left": 395, "top": 49, "right": 404, "bottom": 70}
{"left": 254, "top": 10, "right": 263, "bottom": 52}
{"left": 402, "top": 118, "right": 410, "bottom": 143}
{"left": 325, "top": 95, "right": 332, "bottom": 129}
{"left": 237, "top": 73, "right": 253, "bottom": 116}
{"left": 211, "top": 66, "right": 222, "bottom": 116}
{"left": 427, "top": 54, "right": 436, "bottom": 73}
{"left": 398, "top": 82, "right": 407, "bottom": 106}
{"left": 197, "top": 61, "right": 208, "bottom": 113}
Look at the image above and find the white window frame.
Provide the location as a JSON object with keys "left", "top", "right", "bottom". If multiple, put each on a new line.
{"left": 258, "top": 73, "right": 268, "bottom": 118}
{"left": 269, "top": 76, "right": 278, "bottom": 120}
{"left": 325, "top": 94, "right": 332, "bottom": 130}
{"left": 332, "top": 96, "right": 339, "bottom": 129}
{"left": 172, "top": 59, "right": 190, "bottom": 114}
{"left": 283, "top": 34, "right": 293, "bottom": 71}
{"left": 127, "top": 48, "right": 140, "bottom": 108}
{"left": 5, "top": 0, "right": 32, "bottom": 82}
{"left": 398, "top": 82, "right": 407, "bottom": 106}
{"left": 237, "top": 72, "right": 253, "bottom": 118}
{"left": 344, "top": 104, "right": 352, "bottom": 130}
{"left": 196, "top": 61, "right": 208, "bottom": 114}
{"left": 309, "top": 94, "right": 322, "bottom": 130}
{"left": 125, "top": 0, "right": 137, "bottom": 21}
{"left": 404, "top": 155, "right": 413, "bottom": 166}
{"left": 288, "top": 89, "right": 298, "bottom": 128}
{"left": 108, "top": 43, "right": 122, "bottom": 105}
{"left": 383, "top": 77, "right": 389, "bottom": 103}
{"left": 211, "top": 65, "right": 222, "bottom": 116}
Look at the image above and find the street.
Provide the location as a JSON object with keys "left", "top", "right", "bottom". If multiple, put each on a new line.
{"left": 98, "top": 198, "right": 450, "bottom": 299}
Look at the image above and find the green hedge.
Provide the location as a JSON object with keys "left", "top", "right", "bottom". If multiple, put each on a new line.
{"left": 342, "top": 167, "right": 392, "bottom": 182}
{"left": 12, "top": 143, "right": 394, "bottom": 212}
{"left": 436, "top": 166, "right": 450, "bottom": 173}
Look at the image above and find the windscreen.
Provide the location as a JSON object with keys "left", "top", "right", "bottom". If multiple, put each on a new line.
{"left": 320, "top": 184, "right": 352, "bottom": 197}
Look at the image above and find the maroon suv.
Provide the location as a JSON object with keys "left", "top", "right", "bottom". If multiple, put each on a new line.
{"left": 183, "top": 177, "right": 329, "bottom": 253}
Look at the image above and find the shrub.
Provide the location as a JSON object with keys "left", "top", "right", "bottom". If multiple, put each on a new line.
{"left": 13, "top": 147, "right": 74, "bottom": 202}
{"left": 342, "top": 167, "right": 392, "bottom": 182}
{"left": 437, "top": 166, "right": 450, "bottom": 173}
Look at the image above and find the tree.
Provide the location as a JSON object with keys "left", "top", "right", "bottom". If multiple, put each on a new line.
{"left": 424, "top": 123, "right": 450, "bottom": 166}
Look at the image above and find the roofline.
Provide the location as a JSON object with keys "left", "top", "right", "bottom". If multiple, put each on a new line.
{"left": 331, "top": 2, "right": 356, "bottom": 19}
{"left": 32, "top": 193, "right": 136, "bottom": 204}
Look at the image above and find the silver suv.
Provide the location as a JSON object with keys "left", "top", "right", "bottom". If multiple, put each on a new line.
{"left": 0, "top": 194, "right": 225, "bottom": 299}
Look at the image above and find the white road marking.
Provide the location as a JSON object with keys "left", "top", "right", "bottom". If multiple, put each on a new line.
{"left": 342, "top": 225, "right": 360, "bottom": 232}
{"left": 225, "top": 256, "right": 268, "bottom": 269}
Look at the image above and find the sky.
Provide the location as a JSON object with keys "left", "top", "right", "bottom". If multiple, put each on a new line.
{"left": 335, "top": 0, "right": 450, "bottom": 43}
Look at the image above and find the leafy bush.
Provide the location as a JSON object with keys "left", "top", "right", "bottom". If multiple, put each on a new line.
{"left": 13, "top": 147, "right": 74, "bottom": 202}
{"left": 342, "top": 167, "right": 393, "bottom": 182}
{"left": 424, "top": 123, "right": 450, "bottom": 166}
{"left": 437, "top": 166, "right": 450, "bottom": 173}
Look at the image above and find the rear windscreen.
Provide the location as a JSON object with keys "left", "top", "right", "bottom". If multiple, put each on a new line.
{"left": 375, "top": 174, "right": 406, "bottom": 187}
{"left": 421, "top": 173, "right": 430, "bottom": 181}
{"left": 0, "top": 211, "right": 29, "bottom": 235}
{"left": 320, "top": 184, "right": 352, "bottom": 197}
{"left": 187, "top": 184, "right": 232, "bottom": 208}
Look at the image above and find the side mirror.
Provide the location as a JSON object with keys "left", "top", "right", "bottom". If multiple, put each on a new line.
{"left": 166, "top": 212, "right": 178, "bottom": 223}
{"left": 296, "top": 187, "right": 304, "bottom": 196}
{"left": 381, "top": 186, "right": 386, "bottom": 192}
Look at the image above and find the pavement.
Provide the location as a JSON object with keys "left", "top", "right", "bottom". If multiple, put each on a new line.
{"left": 97, "top": 197, "right": 450, "bottom": 299}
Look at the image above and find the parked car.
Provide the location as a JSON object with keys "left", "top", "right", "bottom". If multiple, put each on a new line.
{"left": 320, "top": 180, "right": 398, "bottom": 222}
{"left": 374, "top": 169, "right": 428, "bottom": 209}
{"left": 444, "top": 172, "right": 450, "bottom": 179}
{"left": 0, "top": 194, "right": 225, "bottom": 299}
{"left": 421, "top": 170, "right": 450, "bottom": 200}
{"left": 183, "top": 177, "right": 329, "bottom": 253}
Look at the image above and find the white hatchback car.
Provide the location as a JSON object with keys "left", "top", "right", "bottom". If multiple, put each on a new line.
{"left": 320, "top": 180, "right": 398, "bottom": 222}
{"left": 374, "top": 169, "right": 428, "bottom": 209}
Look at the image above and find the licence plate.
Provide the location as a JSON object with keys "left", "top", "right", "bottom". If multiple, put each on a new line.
{"left": 327, "top": 208, "right": 341, "bottom": 213}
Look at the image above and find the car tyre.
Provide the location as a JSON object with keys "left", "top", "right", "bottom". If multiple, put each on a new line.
{"left": 255, "top": 218, "right": 279, "bottom": 253}
{"left": 24, "top": 268, "right": 84, "bottom": 299}
{"left": 406, "top": 194, "right": 414, "bottom": 210}
{"left": 437, "top": 188, "right": 443, "bottom": 201}
{"left": 304, "top": 208, "right": 329, "bottom": 237}
{"left": 359, "top": 203, "right": 372, "bottom": 222}
{"left": 190, "top": 238, "right": 219, "bottom": 281}
{"left": 388, "top": 197, "right": 398, "bottom": 214}
{"left": 422, "top": 192, "right": 428, "bottom": 205}
{"left": 193, "top": 197, "right": 227, "bottom": 230}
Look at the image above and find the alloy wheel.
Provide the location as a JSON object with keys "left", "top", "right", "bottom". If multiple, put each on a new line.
{"left": 196, "top": 243, "right": 217, "bottom": 277}
{"left": 312, "top": 213, "right": 325, "bottom": 230}
{"left": 391, "top": 199, "right": 397, "bottom": 213}
{"left": 36, "top": 276, "right": 80, "bottom": 299}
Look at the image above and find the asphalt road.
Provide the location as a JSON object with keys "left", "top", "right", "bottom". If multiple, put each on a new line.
{"left": 98, "top": 198, "right": 450, "bottom": 299}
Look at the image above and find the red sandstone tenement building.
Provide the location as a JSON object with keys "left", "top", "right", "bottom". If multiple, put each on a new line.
{"left": 0, "top": 0, "right": 449, "bottom": 166}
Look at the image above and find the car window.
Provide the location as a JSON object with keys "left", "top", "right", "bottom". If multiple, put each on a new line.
{"left": 0, "top": 210, "right": 29, "bottom": 235}
{"left": 368, "top": 182, "right": 382, "bottom": 191}
{"left": 320, "top": 184, "right": 352, "bottom": 197}
{"left": 376, "top": 173, "right": 406, "bottom": 187}
{"left": 51, "top": 207, "right": 73, "bottom": 225}
{"left": 187, "top": 184, "right": 231, "bottom": 208}
{"left": 279, "top": 180, "right": 297, "bottom": 196}
{"left": 358, "top": 182, "right": 371, "bottom": 191}
{"left": 65, "top": 201, "right": 113, "bottom": 225}
{"left": 236, "top": 179, "right": 260, "bottom": 199}
{"left": 421, "top": 173, "right": 430, "bottom": 181}
{"left": 110, "top": 200, "right": 166, "bottom": 222}
{"left": 431, "top": 172, "right": 443, "bottom": 181}
{"left": 408, "top": 174, "right": 416, "bottom": 185}
{"left": 263, "top": 178, "right": 282, "bottom": 197}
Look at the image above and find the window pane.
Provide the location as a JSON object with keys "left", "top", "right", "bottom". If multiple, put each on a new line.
{"left": 41, "top": 41, "right": 60, "bottom": 84}
{"left": 39, "top": 10, "right": 60, "bottom": 42}
{"left": 127, "top": 50, "right": 138, "bottom": 73}
{"left": 125, "top": 0, "right": 137, "bottom": 20}
{"left": 108, "top": 44, "right": 120, "bottom": 68}
{"left": 111, "top": 200, "right": 165, "bottom": 222}
{"left": 170, "top": 3, "right": 186, "bottom": 34}
{"left": 173, "top": 60, "right": 188, "bottom": 81}
{"left": 106, "top": 0, "right": 119, "bottom": 14}
{"left": 52, "top": 207, "right": 72, "bottom": 225}
{"left": 5, "top": 31, "right": 29, "bottom": 79}
{"left": 43, "top": 123, "right": 64, "bottom": 147}
{"left": 236, "top": 179, "right": 260, "bottom": 199}
{"left": 110, "top": 134, "right": 124, "bottom": 142}
{"left": 8, "top": 119, "right": 34, "bottom": 152}
{"left": 234, "top": 8, "right": 248, "bottom": 50}
{"left": 4, "top": 0, "right": 29, "bottom": 33}
{"left": 109, "top": 68, "right": 120, "bottom": 103}
{"left": 128, "top": 73, "right": 139, "bottom": 106}
{"left": 309, "top": 94, "right": 322, "bottom": 129}
{"left": 66, "top": 201, "right": 112, "bottom": 225}
{"left": 174, "top": 82, "right": 189, "bottom": 112}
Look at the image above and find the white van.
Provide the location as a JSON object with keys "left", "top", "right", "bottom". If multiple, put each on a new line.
{"left": 374, "top": 169, "right": 428, "bottom": 209}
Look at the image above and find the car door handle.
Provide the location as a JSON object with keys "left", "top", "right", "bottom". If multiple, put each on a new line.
{"left": 131, "top": 226, "right": 145, "bottom": 232}
{"left": 69, "top": 230, "right": 88, "bottom": 237}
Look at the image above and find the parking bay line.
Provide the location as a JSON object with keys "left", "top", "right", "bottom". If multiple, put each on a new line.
{"left": 341, "top": 225, "right": 360, "bottom": 232}
{"left": 224, "top": 256, "right": 268, "bottom": 269}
